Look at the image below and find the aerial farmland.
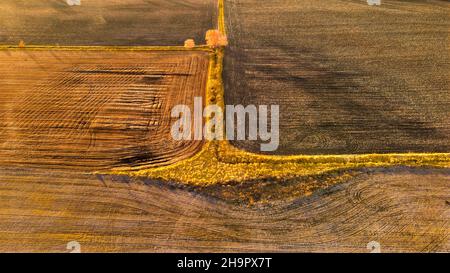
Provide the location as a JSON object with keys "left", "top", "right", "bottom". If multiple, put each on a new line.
{"left": 224, "top": 0, "right": 450, "bottom": 155}
{"left": 0, "top": 0, "right": 448, "bottom": 254}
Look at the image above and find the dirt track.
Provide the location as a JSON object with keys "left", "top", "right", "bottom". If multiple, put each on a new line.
{"left": 0, "top": 49, "right": 209, "bottom": 171}
{"left": 224, "top": 0, "right": 450, "bottom": 155}
{"left": 0, "top": 0, "right": 217, "bottom": 46}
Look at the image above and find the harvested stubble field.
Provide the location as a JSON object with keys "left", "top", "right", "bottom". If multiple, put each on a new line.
{"left": 0, "top": 49, "right": 208, "bottom": 170}
{"left": 0, "top": 0, "right": 217, "bottom": 46}
{"left": 0, "top": 166, "right": 448, "bottom": 252}
{"left": 224, "top": 0, "right": 450, "bottom": 155}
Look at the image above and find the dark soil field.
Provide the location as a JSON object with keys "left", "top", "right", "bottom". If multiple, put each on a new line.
{"left": 0, "top": 0, "right": 217, "bottom": 46}
{"left": 224, "top": 0, "right": 450, "bottom": 155}
{"left": 0, "top": 49, "right": 208, "bottom": 171}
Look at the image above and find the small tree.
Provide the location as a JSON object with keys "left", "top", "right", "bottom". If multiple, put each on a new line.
{"left": 205, "top": 30, "right": 228, "bottom": 48}
{"left": 184, "top": 39, "right": 195, "bottom": 49}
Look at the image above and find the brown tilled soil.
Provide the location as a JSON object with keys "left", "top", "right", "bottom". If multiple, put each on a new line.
{"left": 0, "top": 49, "right": 209, "bottom": 171}
{"left": 0, "top": 166, "right": 448, "bottom": 252}
{"left": 0, "top": 0, "right": 217, "bottom": 46}
{"left": 224, "top": 0, "right": 450, "bottom": 155}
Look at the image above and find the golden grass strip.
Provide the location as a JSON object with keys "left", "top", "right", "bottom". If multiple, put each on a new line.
{"left": 0, "top": 45, "right": 210, "bottom": 52}
{"left": 218, "top": 0, "right": 227, "bottom": 35}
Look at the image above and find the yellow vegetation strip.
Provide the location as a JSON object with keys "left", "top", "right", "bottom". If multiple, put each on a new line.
{"left": 0, "top": 45, "right": 210, "bottom": 52}
{"left": 218, "top": 0, "right": 227, "bottom": 36}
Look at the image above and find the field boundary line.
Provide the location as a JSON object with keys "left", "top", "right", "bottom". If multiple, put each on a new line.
{"left": 0, "top": 45, "right": 211, "bottom": 52}
{"left": 218, "top": 0, "right": 227, "bottom": 35}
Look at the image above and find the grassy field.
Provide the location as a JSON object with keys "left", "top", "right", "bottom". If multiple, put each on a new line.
{"left": 0, "top": 0, "right": 217, "bottom": 46}
{"left": 0, "top": 49, "right": 209, "bottom": 171}
{"left": 224, "top": 0, "right": 449, "bottom": 155}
